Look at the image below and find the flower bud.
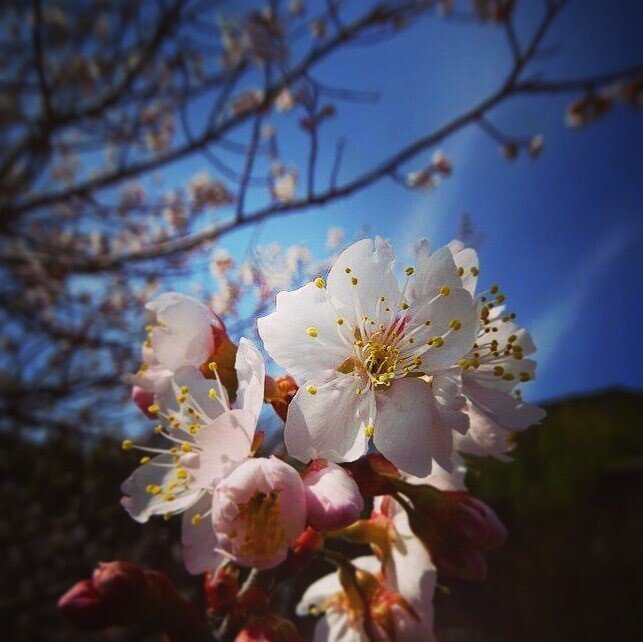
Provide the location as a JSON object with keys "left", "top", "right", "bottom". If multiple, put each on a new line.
{"left": 59, "top": 561, "right": 205, "bottom": 640}
{"left": 211, "top": 457, "right": 307, "bottom": 569}
{"left": 205, "top": 564, "right": 240, "bottom": 615}
{"left": 341, "top": 454, "right": 399, "bottom": 498}
{"left": 58, "top": 579, "right": 113, "bottom": 630}
{"left": 59, "top": 562, "right": 149, "bottom": 629}
{"left": 132, "top": 385, "right": 156, "bottom": 418}
{"left": 389, "top": 479, "right": 507, "bottom": 581}
{"left": 302, "top": 460, "right": 363, "bottom": 531}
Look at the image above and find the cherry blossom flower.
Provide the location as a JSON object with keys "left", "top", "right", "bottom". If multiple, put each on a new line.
{"left": 302, "top": 460, "right": 364, "bottom": 531}
{"left": 144, "top": 292, "right": 230, "bottom": 374}
{"left": 297, "top": 546, "right": 435, "bottom": 642}
{"left": 258, "top": 237, "right": 478, "bottom": 476}
{"left": 444, "top": 239, "right": 547, "bottom": 455}
{"left": 121, "top": 338, "right": 265, "bottom": 574}
{"left": 211, "top": 456, "right": 307, "bottom": 570}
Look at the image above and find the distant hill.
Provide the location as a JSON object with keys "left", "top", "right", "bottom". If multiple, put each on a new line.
{"left": 2, "top": 388, "right": 642, "bottom": 641}
{"left": 437, "top": 387, "right": 643, "bottom": 642}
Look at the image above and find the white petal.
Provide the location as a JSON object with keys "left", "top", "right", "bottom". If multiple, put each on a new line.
{"left": 297, "top": 571, "right": 342, "bottom": 615}
{"left": 285, "top": 376, "right": 370, "bottom": 464}
{"left": 258, "top": 282, "right": 345, "bottom": 383}
{"left": 406, "top": 287, "right": 477, "bottom": 373}
{"left": 477, "top": 320, "right": 536, "bottom": 357}
{"left": 470, "top": 356, "right": 537, "bottom": 393}
{"left": 426, "top": 454, "right": 468, "bottom": 490}
{"left": 181, "top": 495, "right": 224, "bottom": 575}
{"left": 120, "top": 455, "right": 201, "bottom": 523}
{"left": 373, "top": 378, "right": 433, "bottom": 477}
{"left": 426, "top": 400, "right": 456, "bottom": 472}
{"left": 451, "top": 246, "right": 479, "bottom": 294}
{"left": 148, "top": 293, "right": 217, "bottom": 371}
{"left": 455, "top": 402, "right": 515, "bottom": 462}
{"left": 388, "top": 531, "right": 436, "bottom": 619}
{"left": 234, "top": 337, "right": 265, "bottom": 421}
{"left": 312, "top": 611, "right": 365, "bottom": 642}
{"left": 185, "top": 409, "right": 256, "bottom": 489}
{"left": 326, "top": 237, "right": 401, "bottom": 328}
{"left": 155, "top": 366, "right": 227, "bottom": 432}
{"left": 464, "top": 377, "right": 546, "bottom": 431}
{"left": 408, "top": 245, "right": 461, "bottom": 303}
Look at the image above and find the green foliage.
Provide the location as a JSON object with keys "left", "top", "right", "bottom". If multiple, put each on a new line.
{"left": 439, "top": 388, "right": 643, "bottom": 642}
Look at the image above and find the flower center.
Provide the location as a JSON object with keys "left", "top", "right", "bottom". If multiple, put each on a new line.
{"left": 233, "top": 490, "right": 286, "bottom": 558}
{"left": 357, "top": 331, "right": 401, "bottom": 389}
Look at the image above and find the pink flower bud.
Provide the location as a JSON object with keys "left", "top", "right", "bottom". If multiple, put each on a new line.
{"left": 59, "top": 561, "right": 205, "bottom": 640}
{"left": 388, "top": 479, "right": 508, "bottom": 581}
{"left": 58, "top": 579, "right": 111, "bottom": 630}
{"left": 205, "top": 564, "right": 240, "bottom": 615}
{"left": 211, "top": 456, "right": 307, "bottom": 569}
{"left": 131, "top": 385, "right": 155, "bottom": 418}
{"left": 58, "top": 562, "right": 147, "bottom": 630}
{"left": 302, "top": 460, "right": 363, "bottom": 531}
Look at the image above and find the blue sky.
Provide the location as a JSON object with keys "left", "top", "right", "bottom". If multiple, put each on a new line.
{"left": 164, "top": 0, "right": 643, "bottom": 403}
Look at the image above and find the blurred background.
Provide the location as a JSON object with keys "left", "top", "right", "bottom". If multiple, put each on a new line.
{"left": 0, "top": 0, "right": 641, "bottom": 640}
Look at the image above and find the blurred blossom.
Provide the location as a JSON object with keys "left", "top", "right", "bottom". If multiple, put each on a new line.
{"left": 326, "top": 227, "right": 345, "bottom": 250}
{"left": 407, "top": 168, "right": 437, "bottom": 190}
{"left": 188, "top": 171, "right": 233, "bottom": 211}
{"left": 276, "top": 88, "right": 296, "bottom": 111}
{"left": 273, "top": 169, "right": 298, "bottom": 202}
{"left": 231, "top": 89, "right": 265, "bottom": 116}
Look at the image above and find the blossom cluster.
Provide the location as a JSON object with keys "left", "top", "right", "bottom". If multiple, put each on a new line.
{"left": 63, "top": 236, "right": 545, "bottom": 640}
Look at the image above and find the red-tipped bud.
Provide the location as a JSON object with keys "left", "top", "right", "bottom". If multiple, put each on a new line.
{"left": 58, "top": 562, "right": 148, "bottom": 630}
{"left": 303, "top": 460, "right": 364, "bottom": 531}
{"left": 389, "top": 479, "right": 508, "bottom": 581}
{"left": 205, "top": 564, "right": 240, "bottom": 615}
{"left": 341, "top": 454, "right": 399, "bottom": 498}
{"left": 132, "top": 386, "right": 156, "bottom": 418}
{"left": 59, "top": 562, "right": 205, "bottom": 641}
{"left": 237, "top": 586, "right": 270, "bottom": 616}
{"left": 58, "top": 579, "right": 113, "bottom": 630}
{"left": 502, "top": 141, "right": 519, "bottom": 160}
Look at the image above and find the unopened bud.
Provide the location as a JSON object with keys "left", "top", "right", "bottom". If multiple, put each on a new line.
{"left": 341, "top": 454, "right": 399, "bottom": 498}
{"left": 131, "top": 386, "right": 156, "bottom": 418}
{"left": 205, "top": 564, "right": 240, "bottom": 614}
{"left": 303, "top": 460, "right": 364, "bottom": 531}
